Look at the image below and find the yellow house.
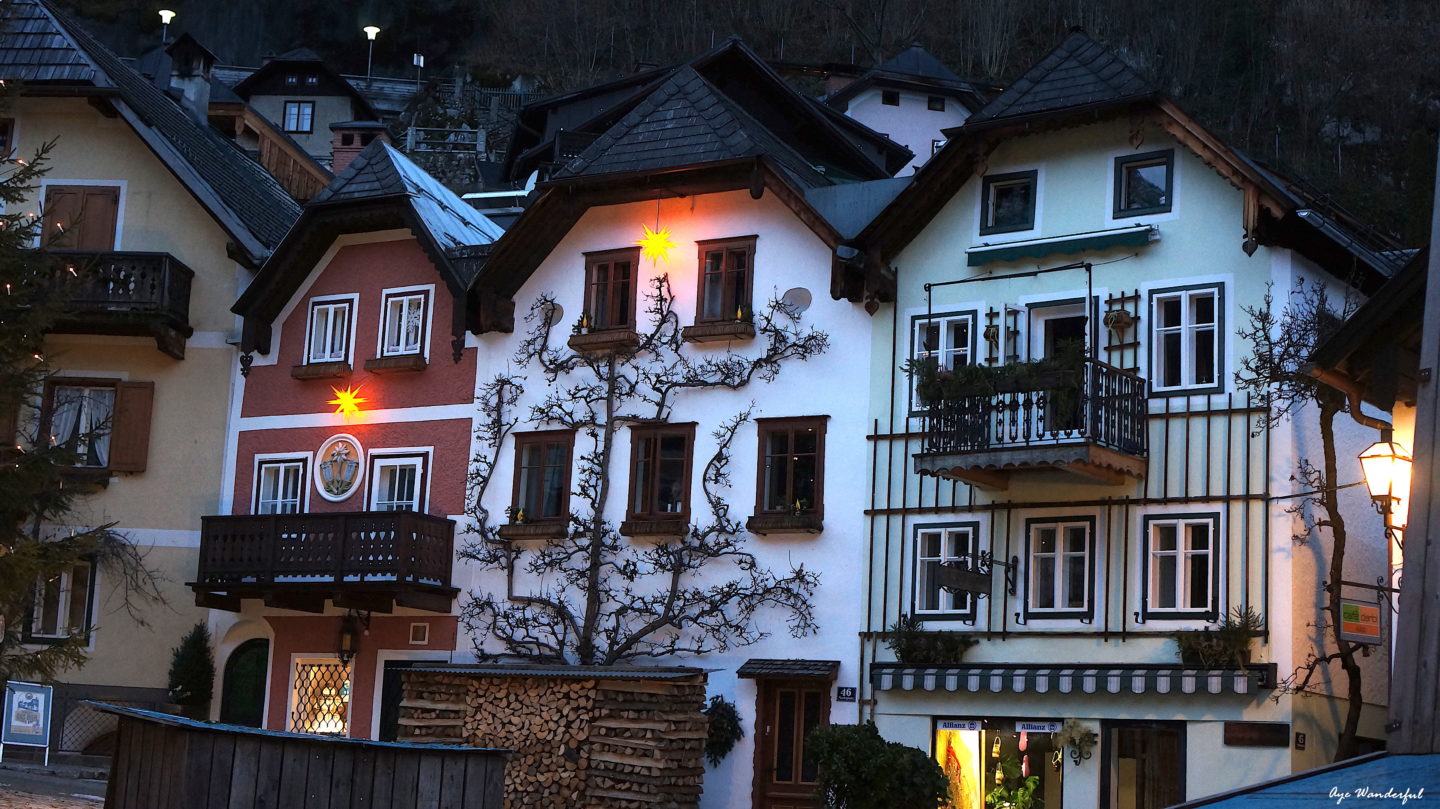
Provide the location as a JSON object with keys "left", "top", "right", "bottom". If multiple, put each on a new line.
{"left": 0, "top": 0, "right": 299, "bottom": 754}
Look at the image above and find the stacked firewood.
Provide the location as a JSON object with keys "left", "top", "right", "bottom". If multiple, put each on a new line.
{"left": 396, "top": 673, "right": 467, "bottom": 743}
{"left": 586, "top": 679, "right": 707, "bottom": 808}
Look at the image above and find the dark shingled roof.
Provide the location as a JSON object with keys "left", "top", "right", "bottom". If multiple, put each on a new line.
{"left": 877, "top": 43, "right": 962, "bottom": 82}
{"left": 273, "top": 47, "right": 323, "bottom": 63}
{"left": 967, "top": 31, "right": 1155, "bottom": 125}
{"left": 736, "top": 659, "right": 840, "bottom": 679}
{"left": 0, "top": 0, "right": 301, "bottom": 262}
{"left": 554, "top": 65, "right": 827, "bottom": 187}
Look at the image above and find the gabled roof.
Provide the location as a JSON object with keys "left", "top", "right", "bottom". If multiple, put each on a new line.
{"left": 0, "top": 0, "right": 301, "bottom": 264}
{"left": 230, "top": 45, "right": 378, "bottom": 120}
{"left": 824, "top": 43, "right": 995, "bottom": 113}
{"left": 877, "top": 43, "right": 961, "bottom": 82}
{"left": 555, "top": 65, "right": 826, "bottom": 188}
{"left": 965, "top": 30, "right": 1155, "bottom": 126}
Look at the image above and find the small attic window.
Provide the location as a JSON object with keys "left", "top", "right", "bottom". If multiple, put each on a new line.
{"left": 928, "top": 96, "right": 945, "bottom": 112}
{"left": 341, "top": 133, "right": 355, "bottom": 146}
{"left": 305, "top": 75, "right": 319, "bottom": 85}
{"left": 284, "top": 74, "right": 299, "bottom": 85}
{"left": 881, "top": 90, "right": 900, "bottom": 106}
{"left": 360, "top": 134, "right": 376, "bottom": 146}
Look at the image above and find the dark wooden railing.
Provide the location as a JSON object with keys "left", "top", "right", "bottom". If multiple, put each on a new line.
{"left": 196, "top": 511, "right": 455, "bottom": 589}
{"left": 924, "top": 358, "right": 1147, "bottom": 457}
{"left": 52, "top": 250, "right": 194, "bottom": 326}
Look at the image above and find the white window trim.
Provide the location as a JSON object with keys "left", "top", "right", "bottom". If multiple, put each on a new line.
{"left": 366, "top": 447, "right": 433, "bottom": 512}
{"left": 910, "top": 312, "right": 974, "bottom": 410}
{"left": 28, "top": 561, "right": 96, "bottom": 642}
{"left": 1151, "top": 287, "right": 1220, "bottom": 391}
{"left": 913, "top": 525, "right": 978, "bottom": 617}
{"left": 1027, "top": 520, "right": 1093, "bottom": 616}
{"left": 973, "top": 163, "right": 1044, "bottom": 243}
{"left": 287, "top": 654, "right": 353, "bottom": 734}
{"left": 376, "top": 283, "right": 435, "bottom": 361}
{"left": 304, "top": 293, "right": 358, "bottom": 366}
{"left": 1027, "top": 300, "right": 1090, "bottom": 361}
{"left": 1145, "top": 516, "right": 1219, "bottom": 616}
{"left": 36, "top": 179, "right": 127, "bottom": 250}
{"left": 252, "top": 452, "right": 313, "bottom": 514}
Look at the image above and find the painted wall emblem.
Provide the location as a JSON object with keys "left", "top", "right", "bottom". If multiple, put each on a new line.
{"left": 315, "top": 434, "right": 364, "bottom": 502}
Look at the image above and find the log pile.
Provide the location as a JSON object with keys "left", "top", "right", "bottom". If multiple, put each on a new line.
{"left": 397, "top": 669, "right": 708, "bottom": 809}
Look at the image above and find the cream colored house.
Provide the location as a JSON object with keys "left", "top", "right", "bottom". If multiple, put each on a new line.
{"left": 0, "top": 0, "right": 298, "bottom": 754}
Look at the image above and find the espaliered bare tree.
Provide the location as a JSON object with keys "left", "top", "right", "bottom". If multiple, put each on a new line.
{"left": 1236, "top": 278, "right": 1371, "bottom": 761}
{"left": 461, "top": 276, "right": 827, "bottom": 665}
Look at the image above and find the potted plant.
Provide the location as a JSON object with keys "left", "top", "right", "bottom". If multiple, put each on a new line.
{"left": 1172, "top": 606, "right": 1262, "bottom": 667}
{"left": 985, "top": 754, "right": 1040, "bottom": 809}
{"left": 884, "top": 615, "right": 978, "bottom": 665}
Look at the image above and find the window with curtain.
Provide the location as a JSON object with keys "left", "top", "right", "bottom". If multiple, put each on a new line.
{"left": 49, "top": 384, "right": 115, "bottom": 468}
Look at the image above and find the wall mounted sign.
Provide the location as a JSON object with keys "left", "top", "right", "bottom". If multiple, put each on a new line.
{"left": 2, "top": 682, "right": 53, "bottom": 750}
{"left": 937, "top": 720, "right": 982, "bottom": 732}
{"left": 315, "top": 434, "right": 364, "bottom": 502}
{"left": 1015, "top": 720, "right": 1062, "bottom": 734}
{"left": 1339, "top": 600, "right": 1382, "bottom": 645}
{"left": 1222, "top": 721, "right": 1290, "bottom": 747}
{"left": 835, "top": 686, "right": 857, "bottom": 702}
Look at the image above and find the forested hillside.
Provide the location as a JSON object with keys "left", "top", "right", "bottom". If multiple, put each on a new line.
{"left": 62, "top": 0, "right": 1440, "bottom": 244}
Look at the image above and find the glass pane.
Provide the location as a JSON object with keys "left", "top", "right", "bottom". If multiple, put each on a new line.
{"left": 1191, "top": 293, "right": 1215, "bottom": 325}
{"left": 541, "top": 452, "right": 565, "bottom": 518}
{"left": 765, "top": 452, "right": 788, "bottom": 511}
{"left": 1187, "top": 552, "right": 1210, "bottom": 610}
{"left": 1153, "top": 524, "right": 1177, "bottom": 552}
{"left": 1160, "top": 298, "right": 1182, "bottom": 328}
{"left": 1123, "top": 160, "right": 1168, "bottom": 210}
{"left": 1193, "top": 328, "right": 1216, "bottom": 385}
{"left": 67, "top": 563, "right": 90, "bottom": 632}
{"left": 1155, "top": 555, "right": 1177, "bottom": 609}
{"left": 1035, "top": 527, "right": 1056, "bottom": 555}
{"left": 1034, "top": 558, "right": 1055, "bottom": 609}
{"left": 775, "top": 690, "right": 796, "bottom": 783}
{"left": 657, "top": 435, "right": 687, "bottom": 513}
{"left": 920, "top": 323, "right": 939, "bottom": 354}
{"left": 945, "top": 530, "right": 967, "bottom": 560}
{"left": 1065, "top": 525, "right": 1087, "bottom": 553}
{"left": 1188, "top": 523, "right": 1210, "bottom": 551}
{"left": 989, "top": 180, "right": 1033, "bottom": 230}
{"left": 702, "top": 251, "right": 724, "bottom": 320}
{"left": 920, "top": 561, "right": 939, "bottom": 610}
{"left": 36, "top": 575, "right": 61, "bottom": 635}
{"left": 793, "top": 453, "right": 817, "bottom": 510}
{"left": 1163, "top": 332, "right": 1182, "bottom": 387}
{"left": 800, "top": 691, "right": 822, "bottom": 783}
{"left": 632, "top": 437, "right": 652, "bottom": 513}
{"left": 327, "top": 307, "right": 348, "bottom": 358}
{"left": 1065, "top": 554, "right": 1087, "bottom": 608}
{"left": 921, "top": 531, "right": 941, "bottom": 559}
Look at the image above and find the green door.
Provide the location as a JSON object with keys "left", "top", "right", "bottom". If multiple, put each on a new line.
{"left": 220, "top": 638, "right": 269, "bottom": 727}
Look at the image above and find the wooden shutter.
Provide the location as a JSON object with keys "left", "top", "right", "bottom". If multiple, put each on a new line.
{"left": 109, "top": 381, "right": 153, "bottom": 473}
{"left": 42, "top": 185, "right": 119, "bottom": 251}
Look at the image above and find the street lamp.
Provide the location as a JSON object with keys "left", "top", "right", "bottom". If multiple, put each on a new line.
{"left": 363, "top": 26, "right": 381, "bottom": 82}
{"left": 1359, "top": 433, "right": 1413, "bottom": 530}
{"left": 158, "top": 9, "right": 175, "bottom": 44}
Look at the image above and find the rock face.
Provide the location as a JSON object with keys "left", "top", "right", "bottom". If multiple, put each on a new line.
{"left": 398, "top": 670, "right": 709, "bottom": 809}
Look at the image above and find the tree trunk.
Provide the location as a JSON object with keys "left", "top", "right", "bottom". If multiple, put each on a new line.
{"left": 577, "top": 353, "right": 619, "bottom": 665}
{"left": 1318, "top": 398, "right": 1364, "bottom": 761}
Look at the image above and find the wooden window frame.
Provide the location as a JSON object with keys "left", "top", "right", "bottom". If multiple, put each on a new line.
{"left": 1141, "top": 513, "right": 1220, "bottom": 620}
{"left": 24, "top": 559, "right": 97, "bottom": 644}
{"left": 1023, "top": 516, "right": 1096, "bottom": 621}
{"left": 1114, "top": 149, "right": 1174, "bottom": 218}
{"left": 627, "top": 423, "right": 696, "bottom": 523}
{"left": 583, "top": 247, "right": 639, "bottom": 331}
{"left": 254, "top": 457, "right": 309, "bottom": 514}
{"left": 694, "top": 236, "right": 756, "bottom": 323}
{"left": 283, "top": 100, "right": 316, "bottom": 134}
{"left": 753, "top": 416, "right": 827, "bottom": 519}
{"left": 305, "top": 297, "right": 354, "bottom": 365}
{"left": 912, "top": 522, "right": 980, "bottom": 621}
{"left": 979, "top": 169, "right": 1037, "bottom": 235}
{"left": 39, "top": 377, "right": 152, "bottom": 474}
{"left": 379, "top": 287, "right": 432, "bottom": 358}
{"left": 1149, "top": 284, "right": 1223, "bottom": 395}
{"left": 367, "top": 452, "right": 429, "bottom": 512}
{"left": 510, "top": 430, "right": 575, "bottom": 523}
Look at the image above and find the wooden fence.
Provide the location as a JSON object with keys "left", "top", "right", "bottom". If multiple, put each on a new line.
{"left": 96, "top": 702, "right": 510, "bottom": 809}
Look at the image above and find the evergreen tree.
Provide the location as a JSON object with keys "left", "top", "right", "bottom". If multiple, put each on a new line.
{"left": 166, "top": 623, "right": 215, "bottom": 708}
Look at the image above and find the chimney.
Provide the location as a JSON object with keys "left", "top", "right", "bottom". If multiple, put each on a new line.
{"left": 166, "top": 34, "right": 216, "bottom": 122}
{"left": 330, "top": 121, "right": 392, "bottom": 174}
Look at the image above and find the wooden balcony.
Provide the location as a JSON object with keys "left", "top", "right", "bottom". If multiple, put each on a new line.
{"left": 49, "top": 251, "right": 195, "bottom": 359}
{"left": 190, "top": 511, "right": 459, "bottom": 613}
{"left": 915, "top": 359, "right": 1147, "bottom": 489}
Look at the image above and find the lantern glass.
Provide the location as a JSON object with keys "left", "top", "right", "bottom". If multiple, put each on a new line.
{"left": 1358, "top": 440, "right": 1412, "bottom": 514}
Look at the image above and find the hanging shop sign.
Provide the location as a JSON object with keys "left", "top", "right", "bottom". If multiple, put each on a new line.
{"left": 2, "top": 681, "right": 53, "bottom": 752}
{"left": 315, "top": 434, "right": 364, "bottom": 502}
{"left": 1338, "top": 600, "right": 1382, "bottom": 645}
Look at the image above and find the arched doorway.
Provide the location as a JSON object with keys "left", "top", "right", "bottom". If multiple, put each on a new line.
{"left": 220, "top": 638, "right": 269, "bottom": 727}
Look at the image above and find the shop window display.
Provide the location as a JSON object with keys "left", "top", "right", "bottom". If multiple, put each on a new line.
{"left": 934, "top": 718, "right": 1065, "bottom": 809}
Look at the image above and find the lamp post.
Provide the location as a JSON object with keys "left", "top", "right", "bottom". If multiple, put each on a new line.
{"left": 158, "top": 9, "right": 175, "bottom": 44}
{"left": 363, "top": 26, "right": 381, "bottom": 83}
{"left": 1359, "top": 432, "right": 1414, "bottom": 532}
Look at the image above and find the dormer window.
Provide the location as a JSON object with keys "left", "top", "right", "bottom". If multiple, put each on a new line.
{"left": 305, "top": 75, "right": 319, "bottom": 86}
{"left": 284, "top": 74, "right": 299, "bottom": 85}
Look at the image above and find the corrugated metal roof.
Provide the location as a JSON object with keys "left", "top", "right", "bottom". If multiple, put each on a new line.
{"left": 407, "top": 663, "right": 707, "bottom": 680}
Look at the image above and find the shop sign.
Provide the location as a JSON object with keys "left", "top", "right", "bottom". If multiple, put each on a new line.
{"left": 2, "top": 681, "right": 53, "bottom": 749}
{"left": 1339, "top": 600, "right": 1382, "bottom": 645}
{"left": 1015, "top": 720, "right": 1062, "bottom": 734}
{"left": 1222, "top": 721, "right": 1290, "bottom": 747}
{"left": 937, "top": 719, "right": 982, "bottom": 731}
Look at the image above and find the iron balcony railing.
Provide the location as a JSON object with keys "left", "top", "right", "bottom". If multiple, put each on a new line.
{"left": 195, "top": 511, "right": 455, "bottom": 588}
{"left": 923, "top": 358, "right": 1147, "bottom": 457}
{"left": 51, "top": 250, "right": 194, "bottom": 328}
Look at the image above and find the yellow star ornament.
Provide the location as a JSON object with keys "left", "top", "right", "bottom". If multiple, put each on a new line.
{"left": 328, "top": 386, "right": 368, "bottom": 420}
{"left": 635, "top": 223, "right": 677, "bottom": 263}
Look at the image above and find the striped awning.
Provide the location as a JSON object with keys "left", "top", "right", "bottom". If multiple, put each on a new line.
{"left": 870, "top": 665, "right": 1273, "bottom": 696}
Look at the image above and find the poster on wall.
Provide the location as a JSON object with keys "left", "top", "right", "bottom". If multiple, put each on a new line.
{"left": 2, "top": 681, "right": 53, "bottom": 748}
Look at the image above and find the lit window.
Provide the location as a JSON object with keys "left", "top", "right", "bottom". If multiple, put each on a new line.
{"left": 1027, "top": 520, "right": 1092, "bottom": 617}
{"left": 1146, "top": 517, "right": 1216, "bottom": 616}
{"left": 283, "top": 100, "right": 315, "bottom": 133}
{"left": 370, "top": 455, "right": 425, "bottom": 512}
{"left": 284, "top": 74, "right": 299, "bottom": 85}
{"left": 305, "top": 75, "right": 319, "bottom": 86}
{"left": 911, "top": 314, "right": 972, "bottom": 408}
{"left": 933, "top": 719, "right": 1065, "bottom": 808}
{"left": 980, "top": 170, "right": 1037, "bottom": 235}
{"left": 255, "top": 459, "right": 306, "bottom": 514}
{"left": 629, "top": 425, "right": 694, "bottom": 521}
{"left": 28, "top": 561, "right": 93, "bottom": 640}
{"left": 915, "top": 525, "right": 978, "bottom": 616}
{"left": 381, "top": 291, "right": 428, "bottom": 356}
{"left": 48, "top": 384, "right": 114, "bottom": 468}
{"left": 1115, "top": 150, "right": 1173, "bottom": 217}
{"left": 1152, "top": 287, "right": 1219, "bottom": 391}
{"left": 291, "top": 660, "right": 350, "bottom": 734}
{"left": 306, "top": 299, "right": 351, "bottom": 364}
{"left": 512, "top": 431, "right": 573, "bottom": 522}
{"left": 697, "top": 238, "right": 754, "bottom": 322}
{"left": 584, "top": 249, "right": 637, "bottom": 330}
{"left": 756, "top": 417, "right": 825, "bottom": 515}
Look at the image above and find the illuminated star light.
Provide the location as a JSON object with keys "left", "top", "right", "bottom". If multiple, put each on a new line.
{"left": 635, "top": 223, "right": 677, "bottom": 263}
{"left": 327, "top": 386, "right": 368, "bottom": 419}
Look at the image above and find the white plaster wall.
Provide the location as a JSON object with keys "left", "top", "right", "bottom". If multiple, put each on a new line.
{"left": 844, "top": 88, "right": 969, "bottom": 175}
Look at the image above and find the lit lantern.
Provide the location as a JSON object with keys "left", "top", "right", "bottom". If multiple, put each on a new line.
{"left": 1359, "top": 437, "right": 1412, "bottom": 529}
{"left": 338, "top": 612, "right": 361, "bottom": 666}
{"left": 327, "top": 385, "right": 368, "bottom": 420}
{"left": 635, "top": 223, "right": 677, "bottom": 263}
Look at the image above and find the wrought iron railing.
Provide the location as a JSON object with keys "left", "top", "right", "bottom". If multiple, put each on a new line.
{"left": 196, "top": 511, "right": 455, "bottom": 588}
{"left": 51, "top": 250, "right": 193, "bottom": 327}
{"left": 923, "top": 358, "right": 1147, "bottom": 456}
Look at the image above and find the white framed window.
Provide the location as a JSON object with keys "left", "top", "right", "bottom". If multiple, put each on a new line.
{"left": 28, "top": 561, "right": 94, "bottom": 640}
{"left": 914, "top": 524, "right": 979, "bottom": 617}
{"left": 1027, "top": 519, "right": 1092, "bottom": 618}
{"left": 1152, "top": 287, "right": 1219, "bottom": 391}
{"left": 369, "top": 454, "right": 426, "bottom": 512}
{"left": 911, "top": 313, "right": 973, "bottom": 408}
{"left": 255, "top": 459, "right": 307, "bottom": 514}
{"left": 47, "top": 383, "right": 114, "bottom": 468}
{"left": 283, "top": 100, "right": 315, "bottom": 133}
{"left": 380, "top": 289, "right": 429, "bottom": 357}
{"left": 306, "top": 298, "right": 352, "bottom": 364}
{"left": 1145, "top": 516, "right": 1217, "bottom": 617}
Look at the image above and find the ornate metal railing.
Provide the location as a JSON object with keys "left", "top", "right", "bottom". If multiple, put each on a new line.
{"left": 51, "top": 250, "right": 193, "bottom": 327}
{"left": 195, "top": 511, "right": 455, "bottom": 588}
{"left": 923, "top": 358, "right": 1147, "bottom": 456}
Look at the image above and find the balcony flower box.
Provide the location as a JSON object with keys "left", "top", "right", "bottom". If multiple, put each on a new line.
{"left": 567, "top": 329, "right": 640, "bottom": 354}
{"left": 681, "top": 321, "right": 756, "bottom": 344}
{"left": 745, "top": 513, "right": 823, "bottom": 535}
{"left": 496, "top": 522, "right": 568, "bottom": 540}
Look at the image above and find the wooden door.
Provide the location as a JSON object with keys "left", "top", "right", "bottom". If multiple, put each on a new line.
{"left": 753, "top": 680, "right": 829, "bottom": 809}
{"left": 42, "top": 185, "right": 119, "bottom": 250}
{"left": 220, "top": 639, "right": 269, "bottom": 727}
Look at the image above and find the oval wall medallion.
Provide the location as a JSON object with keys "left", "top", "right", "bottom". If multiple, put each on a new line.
{"left": 315, "top": 434, "right": 364, "bottom": 502}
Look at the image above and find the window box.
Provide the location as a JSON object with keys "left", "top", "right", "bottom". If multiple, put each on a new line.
{"left": 567, "top": 329, "right": 641, "bottom": 354}
{"left": 364, "top": 354, "right": 428, "bottom": 374}
{"left": 681, "top": 321, "right": 756, "bottom": 344}
{"left": 497, "top": 522, "right": 568, "bottom": 540}
{"left": 745, "top": 513, "right": 823, "bottom": 535}
{"left": 290, "top": 361, "right": 351, "bottom": 380}
{"left": 619, "top": 518, "right": 689, "bottom": 537}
